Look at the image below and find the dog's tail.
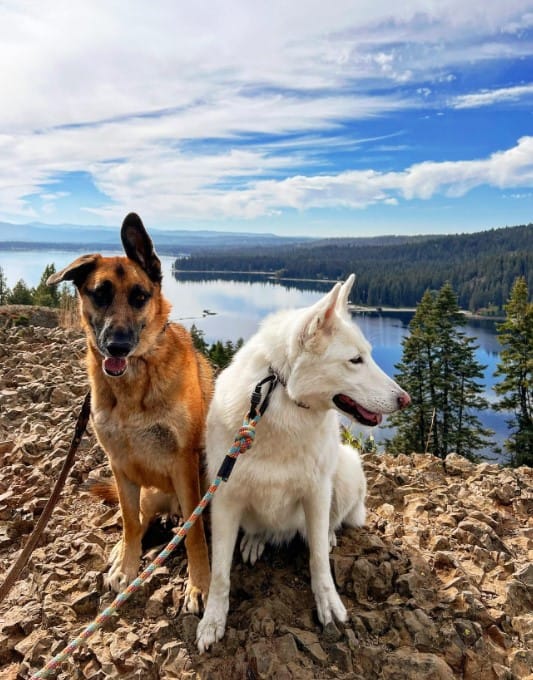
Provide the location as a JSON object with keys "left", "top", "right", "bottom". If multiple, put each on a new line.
{"left": 83, "top": 476, "right": 119, "bottom": 504}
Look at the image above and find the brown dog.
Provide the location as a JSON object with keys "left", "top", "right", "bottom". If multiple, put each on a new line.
{"left": 48, "top": 213, "right": 213, "bottom": 612}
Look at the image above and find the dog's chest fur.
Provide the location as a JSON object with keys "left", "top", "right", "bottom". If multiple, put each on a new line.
{"left": 89, "top": 356, "right": 190, "bottom": 493}
{"left": 208, "top": 390, "right": 340, "bottom": 528}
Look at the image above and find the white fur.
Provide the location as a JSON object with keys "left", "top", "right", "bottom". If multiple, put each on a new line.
{"left": 196, "top": 274, "right": 409, "bottom": 652}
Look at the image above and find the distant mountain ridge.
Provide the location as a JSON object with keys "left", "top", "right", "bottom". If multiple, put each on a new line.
{"left": 0, "top": 221, "right": 312, "bottom": 253}
{"left": 0, "top": 220, "right": 456, "bottom": 254}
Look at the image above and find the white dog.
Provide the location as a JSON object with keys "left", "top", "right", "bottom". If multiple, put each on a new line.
{"left": 197, "top": 274, "right": 410, "bottom": 652}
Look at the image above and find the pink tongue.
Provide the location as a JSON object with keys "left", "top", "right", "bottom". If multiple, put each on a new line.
{"left": 356, "top": 403, "right": 383, "bottom": 425}
{"left": 103, "top": 357, "right": 127, "bottom": 374}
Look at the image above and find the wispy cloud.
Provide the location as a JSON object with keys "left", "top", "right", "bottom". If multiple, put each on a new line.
{"left": 83, "top": 136, "right": 533, "bottom": 221}
{"left": 451, "top": 84, "right": 533, "bottom": 108}
{"left": 0, "top": 1, "right": 532, "bottom": 229}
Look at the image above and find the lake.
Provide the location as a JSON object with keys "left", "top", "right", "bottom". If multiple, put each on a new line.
{"left": 0, "top": 249, "right": 507, "bottom": 460}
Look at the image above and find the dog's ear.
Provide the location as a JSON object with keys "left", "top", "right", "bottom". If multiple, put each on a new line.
{"left": 121, "top": 213, "right": 162, "bottom": 283}
{"left": 46, "top": 254, "right": 99, "bottom": 289}
{"left": 336, "top": 274, "right": 355, "bottom": 311}
{"left": 300, "top": 281, "right": 342, "bottom": 344}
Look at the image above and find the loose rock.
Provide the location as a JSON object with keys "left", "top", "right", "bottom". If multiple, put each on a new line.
{"left": 0, "top": 315, "right": 531, "bottom": 679}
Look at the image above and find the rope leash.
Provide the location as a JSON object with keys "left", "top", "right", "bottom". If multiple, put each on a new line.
{"left": 31, "top": 373, "right": 277, "bottom": 679}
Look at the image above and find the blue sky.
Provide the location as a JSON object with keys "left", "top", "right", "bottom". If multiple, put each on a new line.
{"left": 0, "top": 1, "right": 532, "bottom": 237}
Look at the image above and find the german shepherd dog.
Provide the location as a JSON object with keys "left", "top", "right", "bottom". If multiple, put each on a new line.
{"left": 48, "top": 213, "right": 213, "bottom": 612}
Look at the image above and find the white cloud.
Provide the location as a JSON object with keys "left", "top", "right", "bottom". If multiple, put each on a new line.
{"left": 0, "top": 1, "right": 532, "bottom": 225}
{"left": 171, "top": 136, "right": 533, "bottom": 218}
{"left": 451, "top": 84, "right": 533, "bottom": 108}
{"left": 1, "top": 1, "right": 532, "bottom": 131}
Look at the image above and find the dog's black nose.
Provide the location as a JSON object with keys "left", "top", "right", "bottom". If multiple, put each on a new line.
{"left": 106, "top": 329, "right": 134, "bottom": 357}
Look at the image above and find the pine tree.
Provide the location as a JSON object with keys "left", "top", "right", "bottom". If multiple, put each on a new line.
{"left": 0, "top": 266, "right": 10, "bottom": 305}
{"left": 493, "top": 277, "right": 533, "bottom": 467}
{"left": 190, "top": 324, "right": 209, "bottom": 354}
{"left": 432, "top": 283, "right": 492, "bottom": 458}
{"left": 33, "top": 264, "right": 60, "bottom": 307}
{"left": 387, "top": 289, "right": 438, "bottom": 454}
{"left": 388, "top": 283, "right": 493, "bottom": 460}
{"left": 7, "top": 279, "right": 34, "bottom": 305}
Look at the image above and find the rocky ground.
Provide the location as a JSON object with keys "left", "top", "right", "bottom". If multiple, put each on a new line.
{"left": 0, "top": 308, "right": 532, "bottom": 680}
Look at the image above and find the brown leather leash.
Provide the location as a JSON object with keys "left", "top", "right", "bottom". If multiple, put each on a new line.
{"left": 0, "top": 391, "right": 91, "bottom": 605}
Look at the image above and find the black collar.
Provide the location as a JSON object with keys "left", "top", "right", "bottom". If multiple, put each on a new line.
{"left": 268, "top": 365, "right": 310, "bottom": 410}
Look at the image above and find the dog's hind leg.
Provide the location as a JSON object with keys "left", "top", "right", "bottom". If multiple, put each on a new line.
{"left": 240, "top": 532, "right": 266, "bottom": 565}
{"left": 344, "top": 497, "right": 366, "bottom": 527}
{"left": 330, "top": 443, "right": 367, "bottom": 534}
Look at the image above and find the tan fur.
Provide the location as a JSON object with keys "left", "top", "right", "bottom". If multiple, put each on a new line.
{"left": 49, "top": 213, "right": 213, "bottom": 612}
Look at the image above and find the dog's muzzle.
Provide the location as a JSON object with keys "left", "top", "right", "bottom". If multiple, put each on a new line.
{"left": 333, "top": 394, "right": 383, "bottom": 426}
{"left": 101, "top": 329, "right": 135, "bottom": 377}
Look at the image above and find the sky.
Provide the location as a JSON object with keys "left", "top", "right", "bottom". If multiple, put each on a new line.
{"left": 0, "top": 1, "right": 532, "bottom": 237}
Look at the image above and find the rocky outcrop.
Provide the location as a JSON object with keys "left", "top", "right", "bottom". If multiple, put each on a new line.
{"left": 0, "top": 319, "right": 531, "bottom": 679}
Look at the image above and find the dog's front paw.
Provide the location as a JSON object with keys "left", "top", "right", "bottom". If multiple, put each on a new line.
{"left": 183, "top": 582, "right": 207, "bottom": 615}
{"left": 240, "top": 533, "right": 265, "bottom": 565}
{"left": 196, "top": 608, "right": 227, "bottom": 653}
{"left": 105, "top": 563, "right": 137, "bottom": 592}
{"left": 314, "top": 585, "right": 347, "bottom": 626}
{"left": 105, "top": 541, "right": 139, "bottom": 592}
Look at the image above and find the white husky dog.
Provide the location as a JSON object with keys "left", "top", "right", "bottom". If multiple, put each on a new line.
{"left": 197, "top": 274, "right": 410, "bottom": 652}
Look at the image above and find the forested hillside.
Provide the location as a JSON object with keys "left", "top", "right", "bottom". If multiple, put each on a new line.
{"left": 175, "top": 224, "right": 532, "bottom": 312}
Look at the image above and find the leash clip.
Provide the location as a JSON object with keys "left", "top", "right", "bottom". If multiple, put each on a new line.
{"left": 248, "top": 373, "right": 278, "bottom": 419}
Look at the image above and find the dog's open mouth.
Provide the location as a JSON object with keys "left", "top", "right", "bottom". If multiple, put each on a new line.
{"left": 333, "top": 394, "right": 383, "bottom": 427}
{"left": 102, "top": 357, "right": 128, "bottom": 377}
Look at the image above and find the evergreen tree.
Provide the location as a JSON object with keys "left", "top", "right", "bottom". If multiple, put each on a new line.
{"left": 189, "top": 324, "right": 243, "bottom": 371}
{"left": 432, "top": 283, "right": 492, "bottom": 457}
{"left": 493, "top": 277, "right": 533, "bottom": 467}
{"left": 190, "top": 324, "right": 209, "bottom": 354}
{"left": 388, "top": 283, "right": 493, "bottom": 460}
{"left": 33, "top": 264, "right": 60, "bottom": 307}
{"left": 387, "top": 289, "right": 438, "bottom": 454}
{"left": 7, "top": 279, "right": 34, "bottom": 305}
{"left": 0, "top": 266, "right": 10, "bottom": 305}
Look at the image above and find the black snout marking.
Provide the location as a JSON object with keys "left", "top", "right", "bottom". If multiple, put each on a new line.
{"left": 106, "top": 328, "right": 136, "bottom": 357}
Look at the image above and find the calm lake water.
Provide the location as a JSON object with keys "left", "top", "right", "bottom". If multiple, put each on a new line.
{"left": 1, "top": 250, "right": 507, "bottom": 460}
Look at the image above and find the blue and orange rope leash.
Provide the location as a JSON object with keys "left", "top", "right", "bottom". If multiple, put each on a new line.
{"left": 30, "top": 373, "right": 278, "bottom": 680}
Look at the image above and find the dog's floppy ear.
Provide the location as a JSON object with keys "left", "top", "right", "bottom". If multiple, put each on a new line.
{"left": 121, "top": 213, "right": 162, "bottom": 283}
{"left": 336, "top": 273, "right": 355, "bottom": 311}
{"left": 46, "top": 254, "right": 99, "bottom": 289}
{"left": 299, "top": 281, "right": 342, "bottom": 345}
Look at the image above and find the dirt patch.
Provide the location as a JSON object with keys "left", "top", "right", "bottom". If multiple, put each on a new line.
{"left": 0, "top": 317, "right": 531, "bottom": 679}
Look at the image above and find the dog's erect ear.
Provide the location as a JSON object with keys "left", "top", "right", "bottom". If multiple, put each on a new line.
{"left": 299, "top": 281, "right": 342, "bottom": 345}
{"left": 121, "top": 213, "right": 162, "bottom": 283}
{"left": 336, "top": 274, "right": 355, "bottom": 311}
{"left": 46, "top": 254, "right": 99, "bottom": 289}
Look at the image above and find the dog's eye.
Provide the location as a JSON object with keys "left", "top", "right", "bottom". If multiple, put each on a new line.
{"left": 90, "top": 281, "right": 113, "bottom": 307}
{"left": 349, "top": 356, "right": 363, "bottom": 365}
{"left": 129, "top": 286, "right": 150, "bottom": 309}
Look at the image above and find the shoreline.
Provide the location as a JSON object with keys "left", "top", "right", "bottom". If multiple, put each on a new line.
{"left": 172, "top": 270, "right": 504, "bottom": 321}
